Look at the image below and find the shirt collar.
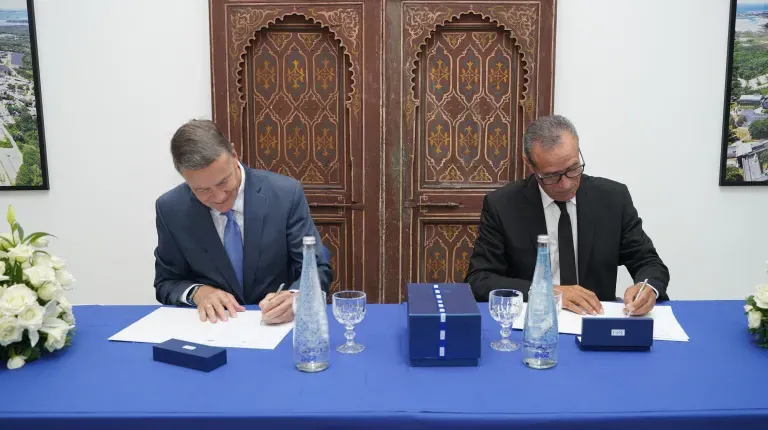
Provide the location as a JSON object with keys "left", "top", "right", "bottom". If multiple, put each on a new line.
{"left": 538, "top": 184, "right": 576, "bottom": 209}
{"left": 211, "top": 162, "right": 246, "bottom": 217}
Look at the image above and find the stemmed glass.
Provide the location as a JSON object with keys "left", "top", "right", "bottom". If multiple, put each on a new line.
{"left": 332, "top": 290, "right": 366, "bottom": 354}
{"left": 489, "top": 289, "right": 523, "bottom": 352}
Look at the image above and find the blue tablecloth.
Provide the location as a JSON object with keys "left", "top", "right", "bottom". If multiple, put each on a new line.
{"left": 0, "top": 301, "right": 766, "bottom": 429}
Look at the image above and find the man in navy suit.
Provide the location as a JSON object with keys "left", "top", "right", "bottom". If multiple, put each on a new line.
{"left": 153, "top": 119, "right": 332, "bottom": 324}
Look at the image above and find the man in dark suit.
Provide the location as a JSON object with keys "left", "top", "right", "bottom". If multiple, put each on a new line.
{"left": 154, "top": 119, "right": 333, "bottom": 324}
{"left": 465, "top": 115, "right": 668, "bottom": 316}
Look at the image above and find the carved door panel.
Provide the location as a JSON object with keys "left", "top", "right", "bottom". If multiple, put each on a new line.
{"left": 210, "top": 2, "right": 382, "bottom": 301}
{"left": 383, "top": 2, "right": 556, "bottom": 302}
{"left": 211, "top": 0, "right": 554, "bottom": 303}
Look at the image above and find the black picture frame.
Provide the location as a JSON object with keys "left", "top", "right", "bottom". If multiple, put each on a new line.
{"left": 0, "top": 0, "right": 48, "bottom": 190}
{"left": 719, "top": 0, "right": 768, "bottom": 185}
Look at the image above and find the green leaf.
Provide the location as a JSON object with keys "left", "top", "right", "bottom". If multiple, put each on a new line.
{"left": 10, "top": 221, "right": 24, "bottom": 243}
{"left": 747, "top": 296, "right": 757, "bottom": 309}
{"left": 15, "top": 223, "right": 24, "bottom": 243}
{"left": 22, "top": 232, "right": 55, "bottom": 246}
{"left": 13, "top": 262, "right": 22, "bottom": 282}
{"left": 27, "top": 346, "right": 40, "bottom": 361}
{"left": 0, "top": 235, "right": 13, "bottom": 248}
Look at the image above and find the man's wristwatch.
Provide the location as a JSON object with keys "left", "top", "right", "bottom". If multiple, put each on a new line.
{"left": 187, "top": 284, "right": 201, "bottom": 306}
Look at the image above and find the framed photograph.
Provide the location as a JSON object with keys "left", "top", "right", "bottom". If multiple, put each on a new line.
{"left": 721, "top": 1, "right": 768, "bottom": 185}
{"left": 0, "top": 0, "right": 47, "bottom": 190}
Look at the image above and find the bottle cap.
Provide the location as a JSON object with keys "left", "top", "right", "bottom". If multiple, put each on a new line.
{"left": 537, "top": 234, "right": 550, "bottom": 244}
{"left": 303, "top": 236, "right": 316, "bottom": 245}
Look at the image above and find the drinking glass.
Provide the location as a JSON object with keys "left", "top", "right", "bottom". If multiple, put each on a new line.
{"left": 489, "top": 289, "right": 523, "bottom": 351}
{"left": 332, "top": 290, "right": 366, "bottom": 354}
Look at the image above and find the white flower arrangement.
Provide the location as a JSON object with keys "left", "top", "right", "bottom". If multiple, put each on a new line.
{"left": 745, "top": 262, "right": 768, "bottom": 347}
{"left": 0, "top": 205, "right": 75, "bottom": 369}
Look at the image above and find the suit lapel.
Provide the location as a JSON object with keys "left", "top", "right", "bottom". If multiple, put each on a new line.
{"left": 523, "top": 176, "right": 548, "bottom": 246}
{"left": 575, "top": 175, "right": 594, "bottom": 284}
{"left": 243, "top": 168, "right": 267, "bottom": 300}
{"left": 187, "top": 192, "right": 243, "bottom": 302}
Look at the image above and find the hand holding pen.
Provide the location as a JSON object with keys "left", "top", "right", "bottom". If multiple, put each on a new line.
{"left": 259, "top": 283, "right": 294, "bottom": 325}
{"left": 623, "top": 278, "right": 656, "bottom": 316}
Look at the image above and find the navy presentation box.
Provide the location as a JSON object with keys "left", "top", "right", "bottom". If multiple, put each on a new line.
{"left": 153, "top": 338, "right": 227, "bottom": 372}
{"left": 407, "top": 283, "right": 481, "bottom": 367}
{"left": 575, "top": 317, "right": 654, "bottom": 352}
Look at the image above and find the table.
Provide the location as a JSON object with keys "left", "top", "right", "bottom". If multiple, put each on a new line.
{"left": 0, "top": 301, "right": 766, "bottom": 429}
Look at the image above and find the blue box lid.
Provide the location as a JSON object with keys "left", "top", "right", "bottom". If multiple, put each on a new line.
{"left": 155, "top": 338, "right": 224, "bottom": 358}
{"left": 407, "top": 283, "right": 479, "bottom": 315}
{"left": 153, "top": 338, "right": 227, "bottom": 372}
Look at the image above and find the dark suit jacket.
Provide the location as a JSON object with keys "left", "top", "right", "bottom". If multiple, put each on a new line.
{"left": 153, "top": 166, "right": 333, "bottom": 305}
{"left": 465, "top": 174, "right": 669, "bottom": 302}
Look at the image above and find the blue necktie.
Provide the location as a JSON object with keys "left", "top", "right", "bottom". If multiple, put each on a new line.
{"left": 223, "top": 210, "right": 244, "bottom": 292}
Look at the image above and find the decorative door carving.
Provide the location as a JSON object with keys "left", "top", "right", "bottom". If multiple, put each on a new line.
{"left": 210, "top": 0, "right": 554, "bottom": 303}
{"left": 210, "top": 1, "right": 382, "bottom": 301}
{"left": 382, "top": 1, "right": 556, "bottom": 302}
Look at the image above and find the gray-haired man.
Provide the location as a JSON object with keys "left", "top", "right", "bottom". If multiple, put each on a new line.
{"left": 465, "top": 115, "right": 669, "bottom": 316}
{"left": 153, "top": 119, "right": 333, "bottom": 324}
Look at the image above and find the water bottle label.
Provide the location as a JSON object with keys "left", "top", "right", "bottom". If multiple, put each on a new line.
{"left": 524, "top": 341, "right": 556, "bottom": 360}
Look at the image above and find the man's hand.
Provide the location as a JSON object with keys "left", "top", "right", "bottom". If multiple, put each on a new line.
{"left": 554, "top": 285, "right": 603, "bottom": 315}
{"left": 259, "top": 291, "right": 294, "bottom": 325}
{"left": 623, "top": 283, "right": 656, "bottom": 316}
{"left": 193, "top": 285, "right": 245, "bottom": 323}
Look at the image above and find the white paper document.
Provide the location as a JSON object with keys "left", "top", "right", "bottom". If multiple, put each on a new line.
{"left": 512, "top": 301, "right": 689, "bottom": 342}
{"left": 108, "top": 307, "right": 294, "bottom": 349}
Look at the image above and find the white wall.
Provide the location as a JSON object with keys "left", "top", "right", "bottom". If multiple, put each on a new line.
{"left": 1, "top": 0, "right": 761, "bottom": 303}
{"left": 0, "top": 0, "right": 211, "bottom": 304}
{"left": 555, "top": 0, "right": 765, "bottom": 300}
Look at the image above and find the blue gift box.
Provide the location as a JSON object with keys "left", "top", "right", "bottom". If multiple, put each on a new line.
{"left": 407, "top": 283, "right": 481, "bottom": 367}
{"left": 575, "top": 317, "right": 654, "bottom": 352}
{"left": 152, "top": 338, "right": 227, "bottom": 372}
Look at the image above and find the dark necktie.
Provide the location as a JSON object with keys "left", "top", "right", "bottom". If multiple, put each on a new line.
{"left": 555, "top": 201, "right": 577, "bottom": 285}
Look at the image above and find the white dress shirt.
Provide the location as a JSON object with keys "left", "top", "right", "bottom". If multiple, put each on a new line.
{"left": 538, "top": 185, "right": 578, "bottom": 286}
{"left": 538, "top": 185, "right": 658, "bottom": 298}
{"left": 180, "top": 162, "right": 246, "bottom": 304}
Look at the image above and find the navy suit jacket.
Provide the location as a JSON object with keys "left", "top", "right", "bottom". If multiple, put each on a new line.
{"left": 153, "top": 166, "right": 333, "bottom": 305}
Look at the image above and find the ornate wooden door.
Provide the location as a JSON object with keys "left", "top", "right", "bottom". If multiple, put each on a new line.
{"left": 210, "top": 1, "right": 382, "bottom": 301}
{"left": 210, "top": 0, "right": 554, "bottom": 303}
{"left": 382, "top": 2, "right": 556, "bottom": 302}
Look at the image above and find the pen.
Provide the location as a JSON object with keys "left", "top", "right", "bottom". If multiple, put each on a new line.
{"left": 626, "top": 279, "right": 648, "bottom": 317}
{"left": 635, "top": 279, "right": 648, "bottom": 301}
{"left": 261, "top": 283, "right": 286, "bottom": 326}
{"left": 275, "top": 283, "right": 286, "bottom": 295}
